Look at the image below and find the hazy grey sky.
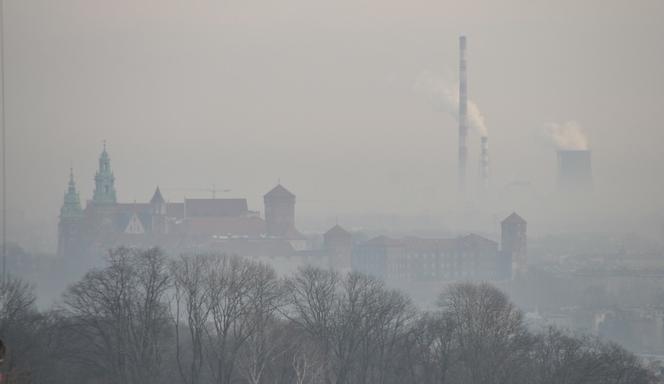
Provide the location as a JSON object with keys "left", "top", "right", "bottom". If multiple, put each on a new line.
{"left": 2, "top": 0, "right": 664, "bottom": 247}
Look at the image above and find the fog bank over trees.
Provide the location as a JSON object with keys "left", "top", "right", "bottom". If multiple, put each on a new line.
{"left": 0, "top": 248, "right": 655, "bottom": 383}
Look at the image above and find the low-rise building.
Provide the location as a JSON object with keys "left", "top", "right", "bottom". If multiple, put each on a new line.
{"left": 352, "top": 213, "right": 526, "bottom": 283}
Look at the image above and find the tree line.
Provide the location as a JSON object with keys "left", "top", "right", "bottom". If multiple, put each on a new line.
{"left": 0, "top": 247, "right": 657, "bottom": 384}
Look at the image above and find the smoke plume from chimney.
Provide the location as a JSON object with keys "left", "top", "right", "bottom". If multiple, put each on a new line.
{"left": 414, "top": 71, "right": 488, "bottom": 137}
{"left": 480, "top": 136, "right": 489, "bottom": 190}
{"left": 545, "top": 121, "right": 589, "bottom": 150}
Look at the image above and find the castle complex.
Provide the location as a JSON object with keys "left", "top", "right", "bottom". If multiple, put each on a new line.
{"left": 57, "top": 145, "right": 304, "bottom": 260}
{"left": 58, "top": 144, "right": 527, "bottom": 281}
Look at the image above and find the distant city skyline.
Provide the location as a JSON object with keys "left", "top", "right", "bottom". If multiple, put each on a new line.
{"left": 1, "top": 0, "right": 663, "bottom": 250}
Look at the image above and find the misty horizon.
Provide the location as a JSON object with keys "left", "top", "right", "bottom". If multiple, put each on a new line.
{"left": 1, "top": 0, "right": 664, "bottom": 249}
{"left": 2, "top": 2, "right": 664, "bottom": 383}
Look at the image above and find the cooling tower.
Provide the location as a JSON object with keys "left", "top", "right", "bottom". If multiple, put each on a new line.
{"left": 557, "top": 150, "right": 592, "bottom": 190}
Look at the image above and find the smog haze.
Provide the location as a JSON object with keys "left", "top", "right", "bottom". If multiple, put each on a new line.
{"left": 2, "top": 0, "right": 664, "bottom": 246}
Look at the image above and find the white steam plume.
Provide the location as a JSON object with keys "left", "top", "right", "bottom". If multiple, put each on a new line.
{"left": 545, "top": 121, "right": 589, "bottom": 150}
{"left": 414, "top": 71, "right": 488, "bottom": 137}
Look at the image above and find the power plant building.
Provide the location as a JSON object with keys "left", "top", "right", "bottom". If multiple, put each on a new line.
{"left": 557, "top": 149, "right": 593, "bottom": 190}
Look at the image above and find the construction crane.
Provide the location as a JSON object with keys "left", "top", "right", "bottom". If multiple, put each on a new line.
{"left": 162, "top": 185, "right": 231, "bottom": 199}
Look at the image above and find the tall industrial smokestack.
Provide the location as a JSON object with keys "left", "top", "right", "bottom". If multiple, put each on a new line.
{"left": 480, "top": 136, "right": 489, "bottom": 190}
{"left": 458, "top": 36, "right": 468, "bottom": 192}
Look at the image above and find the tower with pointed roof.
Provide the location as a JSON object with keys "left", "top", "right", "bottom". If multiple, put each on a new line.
{"left": 501, "top": 212, "right": 527, "bottom": 278}
{"left": 92, "top": 142, "right": 117, "bottom": 205}
{"left": 324, "top": 224, "right": 352, "bottom": 250}
{"left": 58, "top": 169, "right": 85, "bottom": 257}
{"left": 264, "top": 184, "right": 296, "bottom": 237}
{"left": 150, "top": 186, "right": 168, "bottom": 234}
{"left": 324, "top": 224, "right": 353, "bottom": 271}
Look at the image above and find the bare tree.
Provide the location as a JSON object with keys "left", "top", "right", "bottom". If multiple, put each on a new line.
{"left": 290, "top": 333, "right": 326, "bottom": 384}
{"left": 0, "top": 277, "right": 42, "bottom": 383}
{"left": 594, "top": 341, "right": 655, "bottom": 384}
{"left": 236, "top": 316, "right": 289, "bottom": 384}
{"left": 284, "top": 266, "right": 339, "bottom": 383}
{"left": 347, "top": 276, "right": 414, "bottom": 384}
{"left": 436, "top": 282, "right": 532, "bottom": 384}
{"left": 285, "top": 268, "right": 415, "bottom": 384}
{"left": 3, "top": 260, "right": 657, "bottom": 384}
{"left": 199, "top": 255, "right": 282, "bottom": 384}
{"left": 63, "top": 247, "right": 171, "bottom": 384}
{"left": 171, "top": 254, "right": 213, "bottom": 384}
{"left": 0, "top": 277, "right": 35, "bottom": 327}
{"left": 236, "top": 263, "right": 285, "bottom": 384}
{"left": 529, "top": 327, "right": 656, "bottom": 384}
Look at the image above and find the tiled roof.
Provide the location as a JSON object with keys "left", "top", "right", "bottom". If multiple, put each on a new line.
{"left": 360, "top": 234, "right": 496, "bottom": 252}
{"left": 184, "top": 198, "right": 249, "bottom": 218}
{"left": 457, "top": 233, "right": 498, "bottom": 248}
{"left": 324, "top": 224, "right": 351, "bottom": 239}
{"left": 264, "top": 184, "right": 295, "bottom": 199}
{"left": 116, "top": 203, "right": 151, "bottom": 213}
{"left": 166, "top": 203, "right": 184, "bottom": 219}
{"left": 283, "top": 226, "right": 306, "bottom": 240}
{"left": 150, "top": 187, "right": 165, "bottom": 204}
{"left": 502, "top": 212, "right": 526, "bottom": 225}
{"left": 363, "top": 236, "right": 404, "bottom": 247}
{"left": 176, "top": 216, "right": 265, "bottom": 237}
{"left": 402, "top": 237, "right": 456, "bottom": 252}
{"left": 114, "top": 210, "right": 152, "bottom": 232}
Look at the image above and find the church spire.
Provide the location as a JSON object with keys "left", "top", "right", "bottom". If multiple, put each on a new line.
{"left": 60, "top": 168, "right": 83, "bottom": 219}
{"left": 93, "top": 141, "right": 117, "bottom": 204}
{"left": 150, "top": 186, "right": 166, "bottom": 215}
{"left": 68, "top": 167, "right": 75, "bottom": 191}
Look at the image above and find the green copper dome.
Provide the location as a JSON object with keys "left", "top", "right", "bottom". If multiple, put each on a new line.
{"left": 92, "top": 142, "right": 117, "bottom": 205}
